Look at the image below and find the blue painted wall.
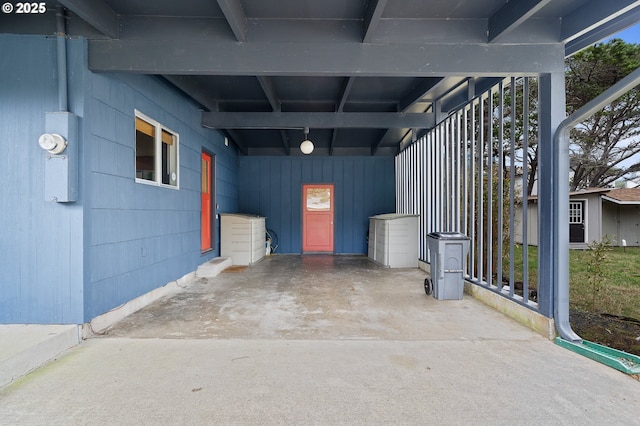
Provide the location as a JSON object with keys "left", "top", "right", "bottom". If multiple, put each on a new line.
{"left": 0, "top": 34, "right": 239, "bottom": 324}
{"left": 238, "top": 157, "right": 395, "bottom": 254}
{"left": 0, "top": 35, "right": 84, "bottom": 323}
{"left": 82, "top": 54, "right": 238, "bottom": 321}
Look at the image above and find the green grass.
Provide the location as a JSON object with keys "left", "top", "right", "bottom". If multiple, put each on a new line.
{"left": 569, "top": 246, "right": 640, "bottom": 320}
{"left": 500, "top": 245, "right": 640, "bottom": 320}
{"left": 505, "top": 244, "right": 539, "bottom": 286}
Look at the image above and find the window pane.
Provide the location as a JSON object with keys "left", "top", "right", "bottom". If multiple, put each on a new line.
{"left": 161, "top": 129, "right": 178, "bottom": 186}
{"left": 201, "top": 158, "right": 208, "bottom": 193}
{"left": 135, "top": 112, "right": 179, "bottom": 188}
{"left": 306, "top": 188, "right": 331, "bottom": 211}
{"left": 569, "top": 202, "right": 583, "bottom": 224}
{"left": 136, "top": 118, "right": 156, "bottom": 181}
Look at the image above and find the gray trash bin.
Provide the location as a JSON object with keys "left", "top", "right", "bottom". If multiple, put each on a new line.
{"left": 425, "top": 232, "right": 470, "bottom": 300}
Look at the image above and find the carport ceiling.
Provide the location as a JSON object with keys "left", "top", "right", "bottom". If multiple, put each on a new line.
{"left": 3, "top": 1, "right": 640, "bottom": 156}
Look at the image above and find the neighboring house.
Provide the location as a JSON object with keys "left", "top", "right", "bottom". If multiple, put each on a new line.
{"left": 518, "top": 188, "right": 640, "bottom": 249}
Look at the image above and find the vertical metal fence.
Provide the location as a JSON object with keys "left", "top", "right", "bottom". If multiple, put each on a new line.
{"left": 396, "top": 77, "right": 539, "bottom": 310}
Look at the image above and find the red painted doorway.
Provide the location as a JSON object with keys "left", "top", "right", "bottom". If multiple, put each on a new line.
{"left": 302, "top": 184, "right": 334, "bottom": 253}
{"left": 201, "top": 152, "right": 212, "bottom": 251}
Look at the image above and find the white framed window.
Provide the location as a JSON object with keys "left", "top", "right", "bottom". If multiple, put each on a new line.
{"left": 569, "top": 201, "right": 584, "bottom": 224}
{"left": 135, "top": 110, "right": 179, "bottom": 188}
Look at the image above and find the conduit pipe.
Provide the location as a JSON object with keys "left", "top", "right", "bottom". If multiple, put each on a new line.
{"left": 554, "top": 65, "right": 640, "bottom": 342}
{"left": 55, "top": 5, "right": 68, "bottom": 112}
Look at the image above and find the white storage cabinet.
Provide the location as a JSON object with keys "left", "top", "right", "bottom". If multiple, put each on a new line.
{"left": 220, "top": 213, "right": 266, "bottom": 265}
{"left": 368, "top": 214, "right": 419, "bottom": 268}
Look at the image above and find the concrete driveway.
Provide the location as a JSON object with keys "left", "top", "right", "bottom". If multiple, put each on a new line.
{"left": 1, "top": 255, "right": 639, "bottom": 424}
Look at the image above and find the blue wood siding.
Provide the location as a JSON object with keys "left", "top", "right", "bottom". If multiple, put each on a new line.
{"left": 0, "top": 35, "right": 84, "bottom": 323}
{"left": 83, "top": 71, "right": 238, "bottom": 321}
{"left": 238, "top": 157, "right": 395, "bottom": 254}
{"left": 0, "top": 35, "right": 239, "bottom": 324}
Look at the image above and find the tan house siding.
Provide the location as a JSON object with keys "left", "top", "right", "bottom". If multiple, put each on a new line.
{"left": 515, "top": 188, "right": 640, "bottom": 248}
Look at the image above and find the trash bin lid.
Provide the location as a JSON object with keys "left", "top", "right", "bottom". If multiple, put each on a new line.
{"left": 427, "top": 232, "right": 469, "bottom": 240}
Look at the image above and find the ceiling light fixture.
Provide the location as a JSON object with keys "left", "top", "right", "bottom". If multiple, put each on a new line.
{"left": 300, "top": 127, "right": 314, "bottom": 155}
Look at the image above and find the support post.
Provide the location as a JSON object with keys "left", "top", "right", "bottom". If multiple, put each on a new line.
{"left": 537, "top": 72, "right": 565, "bottom": 319}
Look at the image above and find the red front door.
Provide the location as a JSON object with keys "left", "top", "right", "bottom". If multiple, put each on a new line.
{"left": 302, "top": 184, "right": 334, "bottom": 253}
{"left": 201, "top": 152, "right": 212, "bottom": 251}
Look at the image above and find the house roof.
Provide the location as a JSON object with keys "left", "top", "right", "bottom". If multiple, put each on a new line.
{"left": 2, "top": 1, "right": 640, "bottom": 156}
{"left": 568, "top": 187, "right": 640, "bottom": 205}
{"left": 602, "top": 188, "right": 640, "bottom": 204}
{"left": 569, "top": 188, "right": 612, "bottom": 197}
{"left": 534, "top": 187, "right": 640, "bottom": 204}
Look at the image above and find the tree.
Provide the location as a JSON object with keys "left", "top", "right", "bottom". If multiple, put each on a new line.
{"left": 566, "top": 39, "right": 640, "bottom": 190}
{"left": 490, "top": 77, "right": 539, "bottom": 197}
{"left": 502, "top": 78, "right": 539, "bottom": 196}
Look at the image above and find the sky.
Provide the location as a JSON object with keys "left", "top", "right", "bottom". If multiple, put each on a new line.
{"left": 606, "top": 24, "right": 640, "bottom": 43}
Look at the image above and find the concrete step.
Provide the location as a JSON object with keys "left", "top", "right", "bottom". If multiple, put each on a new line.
{"left": 0, "top": 325, "right": 80, "bottom": 388}
{"left": 196, "top": 257, "right": 232, "bottom": 278}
